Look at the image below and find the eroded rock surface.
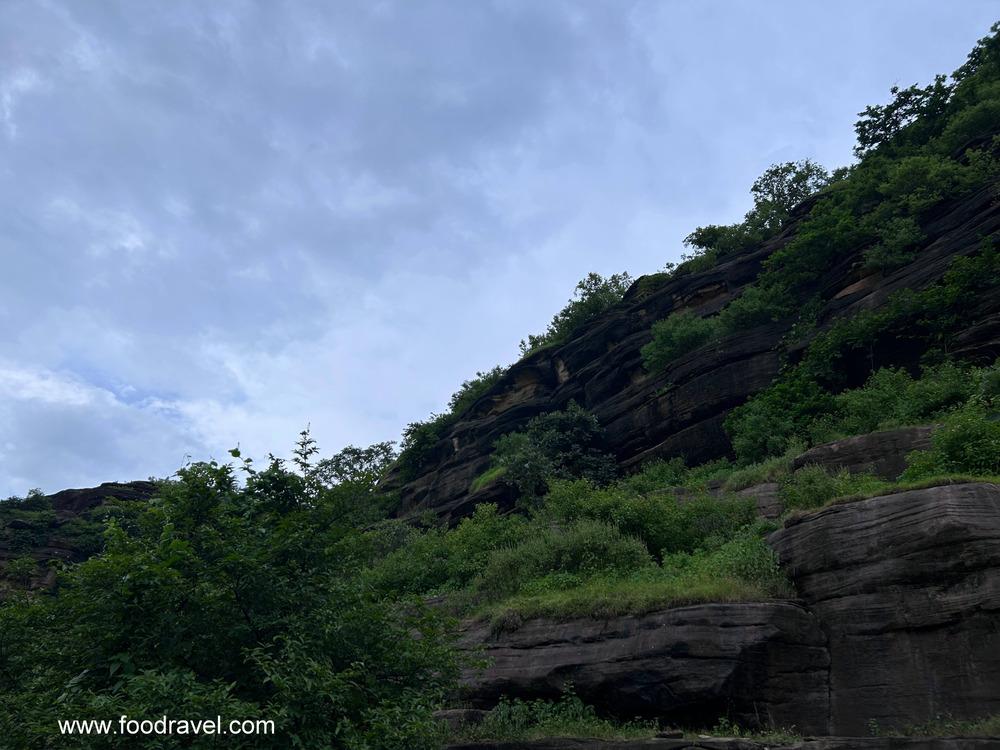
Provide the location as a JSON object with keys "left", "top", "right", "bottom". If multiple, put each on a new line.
{"left": 790, "top": 426, "right": 935, "bottom": 480}
{"left": 457, "top": 602, "right": 830, "bottom": 734}
{"left": 384, "top": 186, "right": 1000, "bottom": 523}
{"left": 768, "top": 482, "right": 1000, "bottom": 734}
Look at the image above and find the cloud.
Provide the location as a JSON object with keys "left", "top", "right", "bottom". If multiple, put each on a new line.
{"left": 1, "top": 0, "right": 998, "bottom": 496}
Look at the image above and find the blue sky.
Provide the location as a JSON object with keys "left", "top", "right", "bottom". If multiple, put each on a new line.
{"left": 1, "top": 1, "right": 997, "bottom": 496}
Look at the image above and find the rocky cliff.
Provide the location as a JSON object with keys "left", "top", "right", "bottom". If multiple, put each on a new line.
{"left": 382, "top": 186, "right": 1000, "bottom": 523}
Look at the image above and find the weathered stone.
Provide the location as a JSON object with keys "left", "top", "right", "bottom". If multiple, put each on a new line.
{"left": 790, "top": 426, "right": 935, "bottom": 480}
{"left": 768, "top": 482, "right": 1000, "bottom": 734}
{"left": 457, "top": 602, "right": 830, "bottom": 734}
{"left": 433, "top": 708, "right": 489, "bottom": 732}
{"left": 735, "top": 483, "right": 783, "bottom": 519}
{"left": 383, "top": 185, "right": 1000, "bottom": 523}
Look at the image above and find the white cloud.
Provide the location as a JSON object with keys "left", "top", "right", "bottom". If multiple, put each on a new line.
{"left": 1, "top": 68, "right": 44, "bottom": 138}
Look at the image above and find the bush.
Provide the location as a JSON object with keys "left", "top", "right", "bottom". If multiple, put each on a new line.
{"left": 475, "top": 520, "right": 653, "bottom": 602}
{"left": 520, "top": 272, "right": 633, "bottom": 357}
{"left": 903, "top": 408, "right": 1000, "bottom": 479}
{"left": 0, "top": 450, "right": 459, "bottom": 749}
{"left": 456, "top": 691, "right": 655, "bottom": 742}
{"left": 364, "top": 504, "right": 528, "bottom": 597}
{"left": 779, "top": 466, "right": 888, "bottom": 511}
{"left": 540, "top": 479, "right": 756, "bottom": 560}
{"left": 492, "top": 402, "right": 617, "bottom": 499}
{"left": 641, "top": 311, "right": 720, "bottom": 371}
{"left": 701, "top": 527, "right": 786, "bottom": 591}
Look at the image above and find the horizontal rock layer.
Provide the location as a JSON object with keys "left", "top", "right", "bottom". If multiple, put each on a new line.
{"left": 769, "top": 482, "right": 1000, "bottom": 734}
{"left": 385, "top": 186, "right": 1000, "bottom": 522}
{"left": 457, "top": 602, "right": 830, "bottom": 734}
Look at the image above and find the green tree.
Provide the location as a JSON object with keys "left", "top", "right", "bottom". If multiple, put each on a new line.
{"left": 0, "top": 446, "right": 457, "bottom": 749}
{"left": 520, "top": 272, "right": 633, "bottom": 356}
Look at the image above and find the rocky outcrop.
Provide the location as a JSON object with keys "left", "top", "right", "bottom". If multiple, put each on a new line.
{"left": 790, "top": 426, "right": 935, "bottom": 480}
{"left": 768, "top": 482, "right": 1000, "bottom": 735}
{"left": 457, "top": 602, "right": 830, "bottom": 734}
{"left": 0, "top": 481, "right": 158, "bottom": 590}
{"left": 45, "top": 480, "right": 158, "bottom": 515}
{"left": 384, "top": 186, "right": 1000, "bottom": 522}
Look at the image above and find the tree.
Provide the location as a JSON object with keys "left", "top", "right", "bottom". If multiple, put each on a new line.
{"left": 519, "top": 272, "right": 633, "bottom": 356}
{"left": 0, "top": 449, "right": 458, "bottom": 749}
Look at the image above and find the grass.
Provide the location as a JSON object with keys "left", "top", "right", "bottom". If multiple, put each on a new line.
{"left": 470, "top": 465, "right": 507, "bottom": 493}
{"left": 872, "top": 713, "right": 1000, "bottom": 738}
{"left": 784, "top": 474, "right": 1000, "bottom": 524}
{"left": 451, "top": 693, "right": 657, "bottom": 742}
{"left": 480, "top": 570, "right": 787, "bottom": 631}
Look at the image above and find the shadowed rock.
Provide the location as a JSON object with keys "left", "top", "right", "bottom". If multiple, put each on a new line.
{"left": 457, "top": 602, "right": 830, "bottom": 734}
{"left": 769, "top": 482, "right": 1000, "bottom": 734}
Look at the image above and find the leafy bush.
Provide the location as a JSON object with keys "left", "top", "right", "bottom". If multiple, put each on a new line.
{"left": 779, "top": 466, "right": 888, "bottom": 511}
{"left": 540, "top": 479, "right": 756, "bottom": 560}
{"left": 364, "top": 504, "right": 528, "bottom": 597}
{"left": 519, "top": 272, "right": 633, "bottom": 357}
{"left": 492, "top": 402, "right": 617, "bottom": 499}
{"left": 903, "top": 408, "right": 1000, "bottom": 479}
{"left": 641, "top": 311, "right": 720, "bottom": 372}
{"left": 447, "top": 365, "right": 507, "bottom": 416}
{"left": 456, "top": 691, "right": 655, "bottom": 741}
{"left": 0, "top": 448, "right": 459, "bottom": 749}
{"left": 475, "top": 520, "right": 653, "bottom": 602}
{"left": 395, "top": 367, "right": 507, "bottom": 482}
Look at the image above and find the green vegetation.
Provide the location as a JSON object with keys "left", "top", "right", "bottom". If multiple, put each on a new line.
{"left": 469, "top": 464, "right": 506, "bottom": 493}
{"left": 883, "top": 713, "right": 1000, "bottom": 738}
{"left": 641, "top": 310, "right": 720, "bottom": 371}
{"left": 643, "top": 25, "right": 1000, "bottom": 382}
{"left": 397, "top": 272, "right": 632, "bottom": 484}
{"left": 519, "top": 272, "right": 633, "bottom": 357}
{"left": 5, "top": 24, "right": 1000, "bottom": 750}
{"left": 0, "top": 436, "right": 459, "bottom": 749}
{"left": 490, "top": 401, "right": 618, "bottom": 499}
{"left": 454, "top": 691, "right": 656, "bottom": 742}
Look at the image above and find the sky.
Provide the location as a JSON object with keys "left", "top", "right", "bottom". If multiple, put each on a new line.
{"left": 1, "top": 1, "right": 997, "bottom": 497}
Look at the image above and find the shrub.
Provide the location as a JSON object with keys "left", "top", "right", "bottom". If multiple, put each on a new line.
{"left": 492, "top": 402, "right": 617, "bottom": 499}
{"left": 779, "top": 466, "right": 888, "bottom": 511}
{"left": 863, "top": 216, "right": 925, "bottom": 271}
{"left": 447, "top": 365, "right": 507, "bottom": 417}
{"left": 641, "top": 311, "right": 720, "bottom": 371}
{"left": 475, "top": 520, "right": 653, "bottom": 602}
{"left": 364, "top": 504, "right": 528, "bottom": 596}
{"left": 456, "top": 691, "right": 655, "bottom": 741}
{"left": 701, "top": 527, "right": 786, "bottom": 591}
{"left": 520, "top": 272, "right": 633, "bottom": 356}
{"left": 903, "top": 408, "right": 1000, "bottom": 479}
{"left": 540, "top": 479, "right": 756, "bottom": 560}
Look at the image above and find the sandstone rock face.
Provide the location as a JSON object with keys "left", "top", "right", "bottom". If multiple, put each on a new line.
{"left": 45, "top": 481, "right": 158, "bottom": 515}
{"left": 384, "top": 187, "right": 1000, "bottom": 522}
{"left": 790, "top": 426, "right": 935, "bottom": 480}
{"left": 0, "top": 481, "right": 158, "bottom": 589}
{"left": 457, "top": 602, "right": 830, "bottom": 734}
{"left": 768, "top": 482, "right": 1000, "bottom": 735}
{"left": 735, "top": 483, "right": 783, "bottom": 519}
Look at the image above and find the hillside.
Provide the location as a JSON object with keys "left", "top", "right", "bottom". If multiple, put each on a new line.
{"left": 2, "top": 22, "right": 1000, "bottom": 750}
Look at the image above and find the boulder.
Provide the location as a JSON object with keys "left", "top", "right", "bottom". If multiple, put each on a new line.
{"left": 457, "top": 602, "right": 830, "bottom": 734}
{"left": 768, "top": 482, "right": 1000, "bottom": 734}
{"left": 790, "top": 426, "right": 935, "bottom": 480}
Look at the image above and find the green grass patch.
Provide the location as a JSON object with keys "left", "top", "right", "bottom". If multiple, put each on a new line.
{"left": 482, "top": 571, "right": 784, "bottom": 628}
{"left": 883, "top": 713, "right": 1000, "bottom": 738}
{"left": 453, "top": 693, "right": 656, "bottom": 742}
{"left": 470, "top": 465, "right": 507, "bottom": 493}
